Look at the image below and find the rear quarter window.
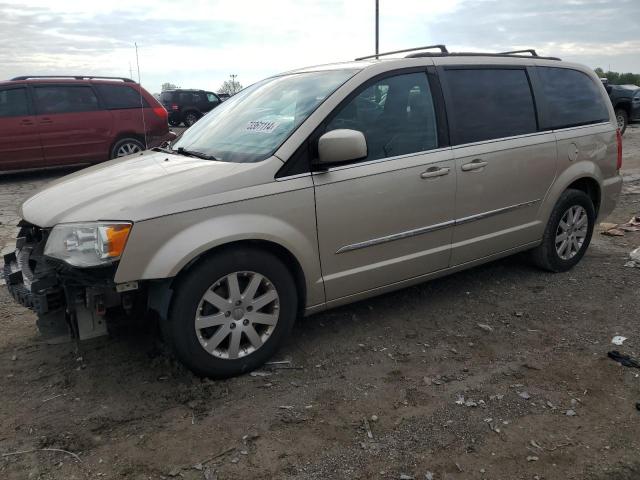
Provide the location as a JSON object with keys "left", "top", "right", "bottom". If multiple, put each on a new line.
{"left": 444, "top": 68, "right": 538, "bottom": 145}
{"left": 95, "top": 84, "right": 149, "bottom": 109}
{"left": 537, "top": 67, "right": 609, "bottom": 129}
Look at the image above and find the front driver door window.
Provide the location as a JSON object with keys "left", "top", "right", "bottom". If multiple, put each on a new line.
{"left": 313, "top": 71, "right": 455, "bottom": 301}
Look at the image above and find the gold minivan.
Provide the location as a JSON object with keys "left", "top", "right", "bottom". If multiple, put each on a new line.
{"left": 4, "top": 46, "right": 623, "bottom": 377}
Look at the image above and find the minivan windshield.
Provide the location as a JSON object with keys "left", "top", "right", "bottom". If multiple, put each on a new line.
{"left": 171, "top": 69, "right": 358, "bottom": 163}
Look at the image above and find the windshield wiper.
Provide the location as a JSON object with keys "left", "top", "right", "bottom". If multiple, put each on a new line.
{"left": 175, "top": 147, "right": 218, "bottom": 161}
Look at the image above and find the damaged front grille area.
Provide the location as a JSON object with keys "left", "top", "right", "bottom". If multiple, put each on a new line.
{"left": 3, "top": 221, "right": 63, "bottom": 316}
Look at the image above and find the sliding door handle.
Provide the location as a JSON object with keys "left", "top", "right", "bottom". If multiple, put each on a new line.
{"left": 420, "top": 166, "right": 450, "bottom": 179}
{"left": 461, "top": 159, "right": 488, "bottom": 172}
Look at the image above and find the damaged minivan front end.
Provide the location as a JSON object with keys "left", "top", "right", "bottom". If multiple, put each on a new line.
{"left": 4, "top": 220, "right": 145, "bottom": 340}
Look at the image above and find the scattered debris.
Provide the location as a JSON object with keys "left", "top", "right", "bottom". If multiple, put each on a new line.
{"left": 249, "top": 371, "right": 272, "bottom": 377}
{"left": 41, "top": 393, "right": 68, "bottom": 404}
{"left": 371, "top": 414, "right": 379, "bottom": 422}
{"left": 1, "top": 448, "right": 81, "bottom": 463}
{"left": 625, "top": 247, "right": 640, "bottom": 268}
{"left": 399, "top": 475, "right": 414, "bottom": 480}
{"left": 608, "top": 351, "right": 640, "bottom": 368}
{"left": 565, "top": 409, "right": 577, "bottom": 417}
{"left": 514, "top": 311, "right": 524, "bottom": 317}
{"left": 601, "top": 217, "right": 640, "bottom": 236}
{"left": 278, "top": 405, "right": 294, "bottom": 410}
{"left": 518, "top": 391, "right": 531, "bottom": 400}
{"left": 477, "top": 323, "right": 494, "bottom": 332}
{"left": 265, "top": 360, "right": 291, "bottom": 365}
{"left": 612, "top": 336, "right": 628, "bottom": 346}
{"left": 425, "top": 472, "right": 434, "bottom": 480}
{"left": 363, "top": 417, "right": 374, "bottom": 439}
{"left": 526, "top": 455, "right": 539, "bottom": 462}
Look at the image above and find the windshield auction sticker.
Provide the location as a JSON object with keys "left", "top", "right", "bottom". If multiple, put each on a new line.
{"left": 246, "top": 120, "right": 279, "bottom": 133}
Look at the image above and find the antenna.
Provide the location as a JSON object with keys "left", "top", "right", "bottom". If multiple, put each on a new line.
{"left": 135, "top": 42, "right": 149, "bottom": 149}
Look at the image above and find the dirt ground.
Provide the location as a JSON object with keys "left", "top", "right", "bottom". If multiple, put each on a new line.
{"left": 1, "top": 127, "right": 639, "bottom": 480}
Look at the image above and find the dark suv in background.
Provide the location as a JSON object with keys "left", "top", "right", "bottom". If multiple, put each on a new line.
{"left": 601, "top": 79, "right": 640, "bottom": 134}
{"left": 160, "top": 89, "right": 221, "bottom": 127}
{"left": 0, "top": 76, "right": 175, "bottom": 173}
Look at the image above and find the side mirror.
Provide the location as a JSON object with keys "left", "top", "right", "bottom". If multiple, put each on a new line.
{"left": 317, "top": 129, "right": 367, "bottom": 166}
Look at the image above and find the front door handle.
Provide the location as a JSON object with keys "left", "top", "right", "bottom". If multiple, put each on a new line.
{"left": 19, "top": 119, "right": 34, "bottom": 126}
{"left": 39, "top": 117, "right": 53, "bottom": 125}
{"left": 461, "top": 159, "right": 488, "bottom": 172}
{"left": 420, "top": 166, "right": 450, "bottom": 179}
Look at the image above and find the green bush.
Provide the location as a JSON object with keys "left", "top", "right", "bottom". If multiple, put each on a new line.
{"left": 594, "top": 67, "right": 640, "bottom": 86}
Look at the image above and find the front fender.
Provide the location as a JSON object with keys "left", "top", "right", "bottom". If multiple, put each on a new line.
{"left": 114, "top": 185, "right": 325, "bottom": 307}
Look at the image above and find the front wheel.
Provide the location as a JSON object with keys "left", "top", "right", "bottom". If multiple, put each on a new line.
{"left": 166, "top": 248, "right": 298, "bottom": 378}
{"left": 531, "top": 189, "right": 595, "bottom": 272}
{"left": 615, "top": 109, "right": 628, "bottom": 135}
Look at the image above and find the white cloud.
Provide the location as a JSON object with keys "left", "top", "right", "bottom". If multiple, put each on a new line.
{"left": 0, "top": 0, "right": 638, "bottom": 93}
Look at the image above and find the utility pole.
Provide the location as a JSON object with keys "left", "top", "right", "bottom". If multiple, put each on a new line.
{"left": 230, "top": 74, "right": 238, "bottom": 94}
{"left": 375, "top": 0, "right": 379, "bottom": 58}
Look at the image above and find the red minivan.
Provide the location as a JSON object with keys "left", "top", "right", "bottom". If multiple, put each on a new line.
{"left": 0, "top": 76, "right": 175, "bottom": 173}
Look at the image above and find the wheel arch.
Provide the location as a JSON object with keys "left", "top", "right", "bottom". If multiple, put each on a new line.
{"left": 539, "top": 164, "right": 603, "bottom": 227}
{"left": 173, "top": 239, "right": 308, "bottom": 316}
{"left": 613, "top": 100, "right": 631, "bottom": 115}
{"left": 110, "top": 133, "right": 146, "bottom": 158}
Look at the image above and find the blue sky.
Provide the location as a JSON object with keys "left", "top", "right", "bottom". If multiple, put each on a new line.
{"left": 1, "top": 0, "right": 638, "bottom": 94}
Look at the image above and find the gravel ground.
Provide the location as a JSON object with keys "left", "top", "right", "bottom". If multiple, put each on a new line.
{"left": 0, "top": 126, "right": 639, "bottom": 480}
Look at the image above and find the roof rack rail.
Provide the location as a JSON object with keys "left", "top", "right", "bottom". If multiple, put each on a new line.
{"left": 355, "top": 44, "right": 448, "bottom": 61}
{"left": 10, "top": 75, "right": 136, "bottom": 82}
{"left": 405, "top": 51, "right": 561, "bottom": 61}
{"left": 498, "top": 49, "right": 538, "bottom": 56}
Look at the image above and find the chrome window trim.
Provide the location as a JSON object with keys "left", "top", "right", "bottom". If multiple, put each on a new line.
{"left": 316, "top": 146, "right": 452, "bottom": 174}
{"left": 450, "top": 130, "right": 553, "bottom": 150}
{"left": 336, "top": 198, "right": 541, "bottom": 254}
{"left": 550, "top": 121, "right": 611, "bottom": 134}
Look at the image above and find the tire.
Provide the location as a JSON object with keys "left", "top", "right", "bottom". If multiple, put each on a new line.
{"left": 615, "top": 108, "right": 628, "bottom": 135}
{"left": 531, "top": 189, "right": 595, "bottom": 272}
{"left": 183, "top": 111, "right": 200, "bottom": 127}
{"left": 110, "top": 138, "right": 145, "bottom": 159}
{"left": 166, "top": 248, "right": 298, "bottom": 378}
{"left": 168, "top": 119, "right": 181, "bottom": 127}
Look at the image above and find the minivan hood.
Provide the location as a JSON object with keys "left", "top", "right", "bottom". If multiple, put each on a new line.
{"left": 21, "top": 151, "right": 279, "bottom": 227}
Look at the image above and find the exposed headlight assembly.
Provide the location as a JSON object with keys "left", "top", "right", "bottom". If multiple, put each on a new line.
{"left": 44, "top": 222, "right": 132, "bottom": 267}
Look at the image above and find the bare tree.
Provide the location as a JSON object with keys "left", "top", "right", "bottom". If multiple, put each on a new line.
{"left": 218, "top": 74, "right": 243, "bottom": 95}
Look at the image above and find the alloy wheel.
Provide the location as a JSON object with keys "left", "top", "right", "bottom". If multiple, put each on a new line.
{"left": 194, "top": 271, "right": 280, "bottom": 359}
{"left": 116, "top": 142, "right": 142, "bottom": 157}
{"left": 555, "top": 205, "right": 588, "bottom": 260}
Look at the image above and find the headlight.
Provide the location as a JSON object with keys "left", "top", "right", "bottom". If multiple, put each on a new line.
{"left": 44, "top": 222, "right": 132, "bottom": 267}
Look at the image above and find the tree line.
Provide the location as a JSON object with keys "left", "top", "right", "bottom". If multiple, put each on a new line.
{"left": 594, "top": 68, "right": 640, "bottom": 86}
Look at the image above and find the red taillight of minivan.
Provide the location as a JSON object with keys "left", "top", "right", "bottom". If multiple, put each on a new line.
{"left": 616, "top": 128, "right": 622, "bottom": 171}
{"left": 153, "top": 106, "right": 168, "bottom": 120}
{"left": 171, "top": 104, "right": 179, "bottom": 111}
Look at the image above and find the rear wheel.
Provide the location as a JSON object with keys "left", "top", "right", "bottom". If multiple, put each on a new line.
{"left": 110, "top": 138, "right": 145, "bottom": 159}
{"left": 166, "top": 248, "right": 297, "bottom": 378}
{"left": 531, "top": 189, "right": 595, "bottom": 272}
{"left": 183, "top": 111, "right": 200, "bottom": 127}
{"left": 615, "top": 108, "right": 628, "bottom": 135}
{"left": 168, "top": 118, "right": 181, "bottom": 127}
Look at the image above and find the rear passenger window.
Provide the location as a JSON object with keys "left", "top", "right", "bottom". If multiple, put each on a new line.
{"left": 444, "top": 68, "right": 537, "bottom": 144}
{"left": 0, "top": 88, "right": 29, "bottom": 117}
{"left": 326, "top": 72, "right": 438, "bottom": 162}
{"left": 34, "top": 86, "right": 99, "bottom": 114}
{"left": 537, "top": 67, "right": 609, "bottom": 129}
{"left": 95, "top": 84, "right": 148, "bottom": 109}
